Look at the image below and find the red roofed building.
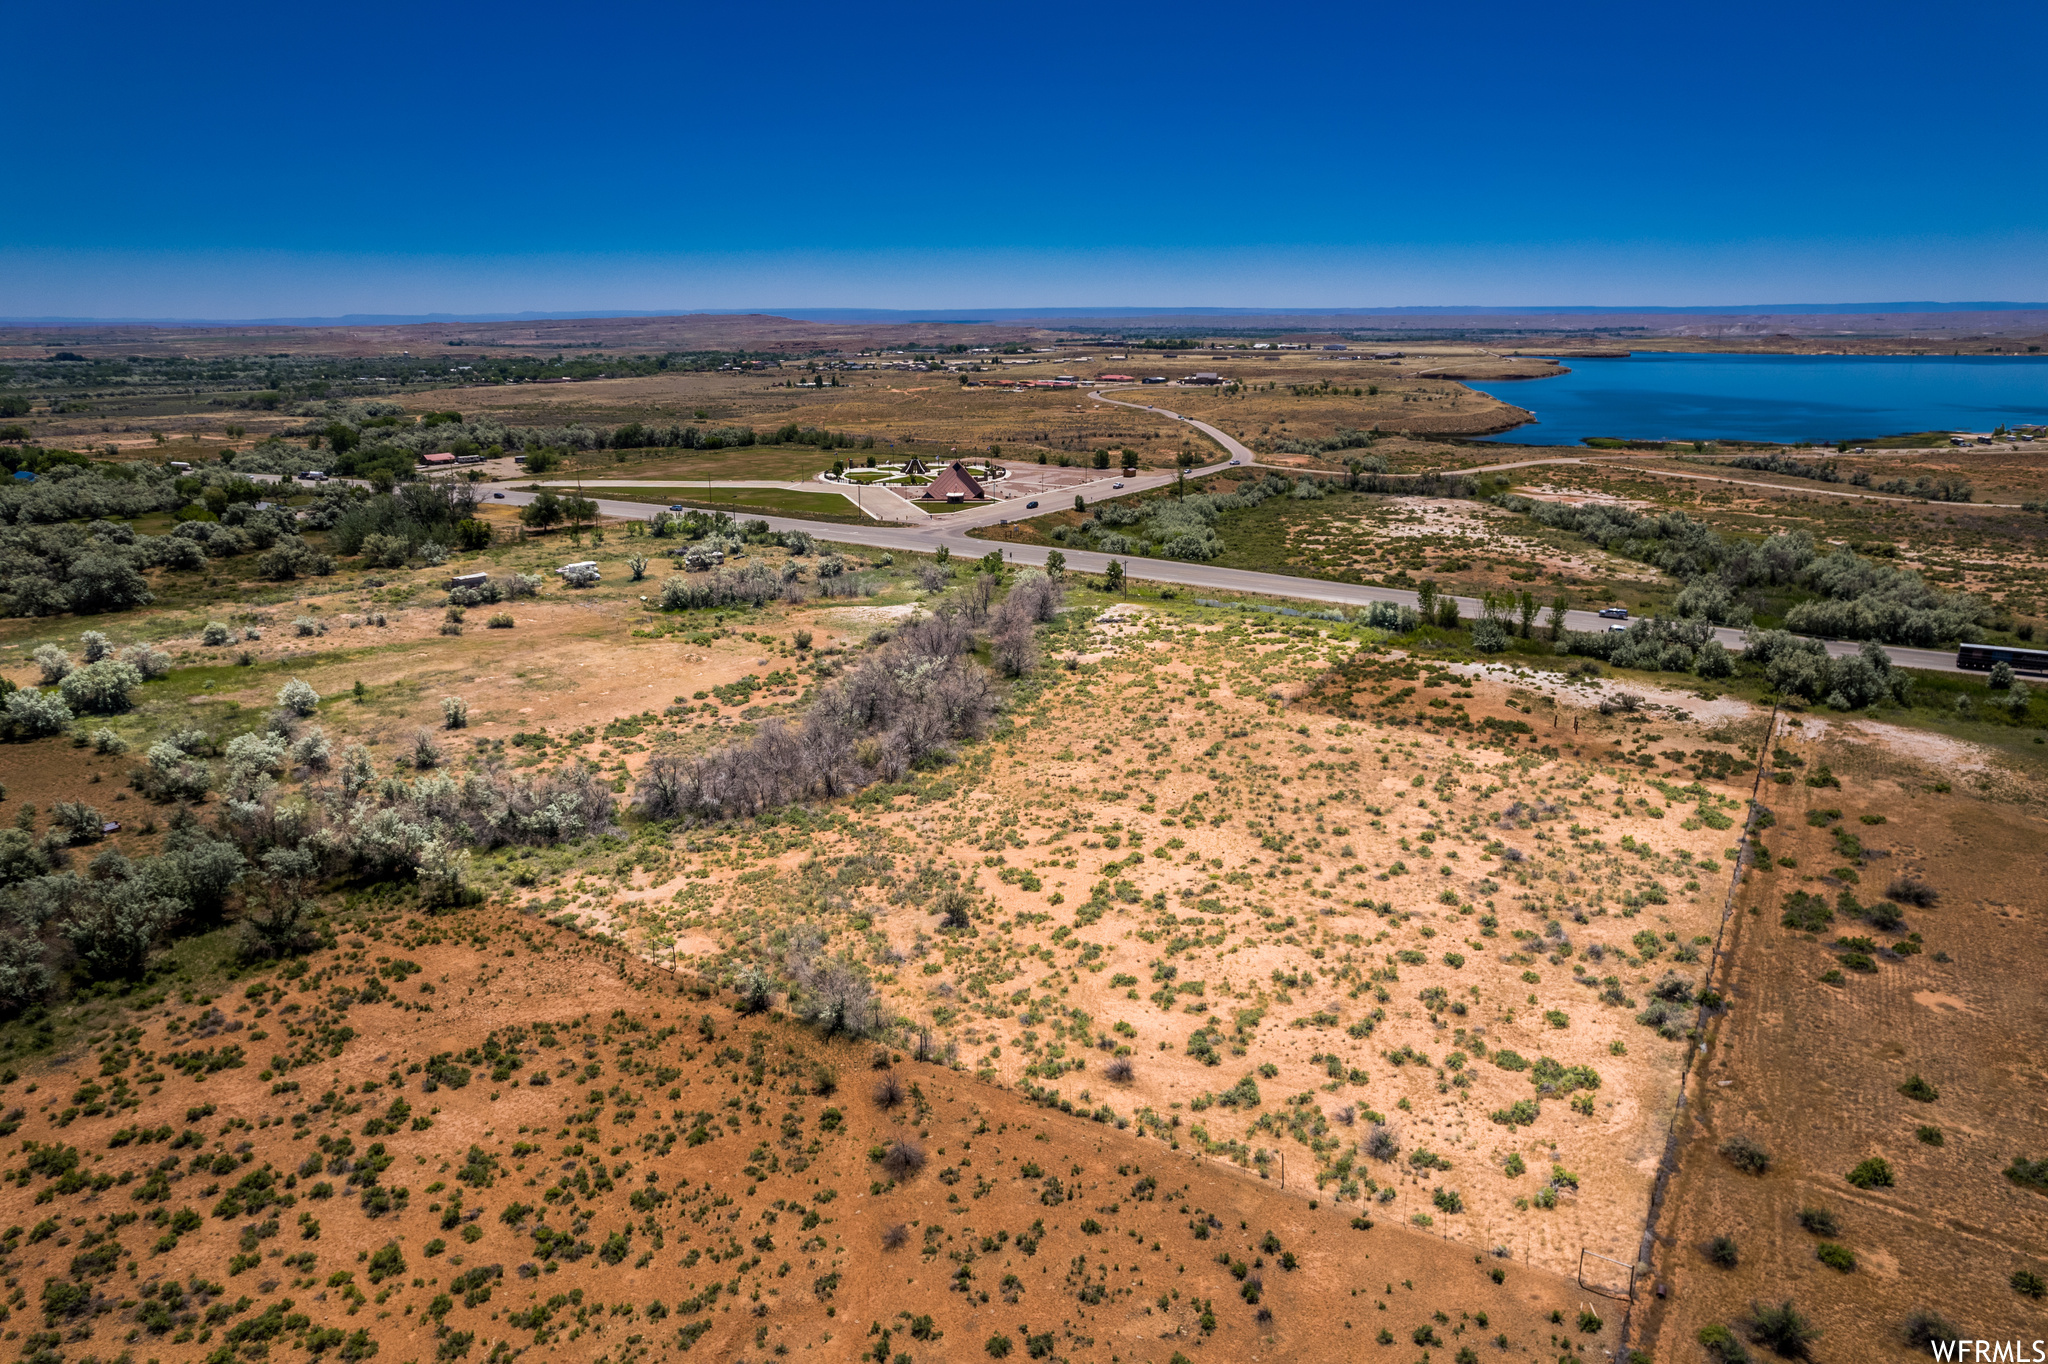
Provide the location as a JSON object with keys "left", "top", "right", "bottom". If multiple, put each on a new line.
{"left": 920, "top": 461, "right": 987, "bottom": 502}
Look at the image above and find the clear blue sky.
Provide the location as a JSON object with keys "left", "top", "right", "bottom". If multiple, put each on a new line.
{"left": 8, "top": 0, "right": 2045, "bottom": 318}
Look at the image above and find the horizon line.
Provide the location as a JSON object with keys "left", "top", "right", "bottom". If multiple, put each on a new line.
{"left": 2, "top": 301, "right": 2047, "bottom": 330}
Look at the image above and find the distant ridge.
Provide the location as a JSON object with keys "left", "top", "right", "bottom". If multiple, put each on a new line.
{"left": 2, "top": 302, "right": 2045, "bottom": 328}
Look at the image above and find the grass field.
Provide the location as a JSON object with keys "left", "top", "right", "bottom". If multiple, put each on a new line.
{"left": 577, "top": 484, "right": 871, "bottom": 520}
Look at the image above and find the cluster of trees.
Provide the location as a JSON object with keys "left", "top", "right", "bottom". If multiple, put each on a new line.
{"left": 1553, "top": 617, "right": 1735, "bottom": 679}
{"left": 1725, "top": 453, "right": 1973, "bottom": 502}
{"left": 1268, "top": 429, "right": 1385, "bottom": 457}
{"left": 1502, "top": 495, "right": 1980, "bottom": 645}
{"left": 0, "top": 670, "right": 627, "bottom": 1014}
{"left": 636, "top": 572, "right": 1060, "bottom": 822}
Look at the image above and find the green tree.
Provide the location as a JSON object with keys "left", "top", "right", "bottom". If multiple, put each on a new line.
{"left": 1092, "top": 450, "right": 1110, "bottom": 470}
{"left": 1518, "top": 590, "right": 1538, "bottom": 637}
{"left": 1045, "top": 550, "right": 1066, "bottom": 581}
{"left": 1417, "top": 578, "right": 1439, "bottom": 621}
{"left": 519, "top": 489, "right": 564, "bottom": 532}
{"left": 562, "top": 496, "right": 599, "bottom": 543}
{"left": 1074, "top": 494, "right": 1086, "bottom": 513}
{"left": 1547, "top": 594, "right": 1570, "bottom": 640}
{"left": 1104, "top": 560, "right": 1126, "bottom": 594}
{"left": 522, "top": 447, "right": 562, "bottom": 474}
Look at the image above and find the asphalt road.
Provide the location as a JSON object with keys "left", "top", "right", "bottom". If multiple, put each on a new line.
{"left": 250, "top": 421, "right": 1970, "bottom": 676}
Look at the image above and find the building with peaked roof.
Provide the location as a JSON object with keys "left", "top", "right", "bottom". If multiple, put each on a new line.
{"left": 920, "top": 461, "right": 987, "bottom": 502}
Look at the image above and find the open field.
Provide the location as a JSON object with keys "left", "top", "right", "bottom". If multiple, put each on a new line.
{"left": 5, "top": 316, "right": 2048, "bottom": 1363}
{"left": 1635, "top": 720, "right": 2048, "bottom": 1360}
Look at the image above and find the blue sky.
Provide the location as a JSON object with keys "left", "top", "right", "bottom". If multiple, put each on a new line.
{"left": 8, "top": 0, "right": 2045, "bottom": 318}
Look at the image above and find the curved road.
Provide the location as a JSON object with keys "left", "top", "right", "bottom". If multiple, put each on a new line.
{"left": 254, "top": 390, "right": 1971, "bottom": 676}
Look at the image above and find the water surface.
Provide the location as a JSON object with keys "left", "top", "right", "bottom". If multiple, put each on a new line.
{"left": 1464, "top": 352, "right": 2048, "bottom": 446}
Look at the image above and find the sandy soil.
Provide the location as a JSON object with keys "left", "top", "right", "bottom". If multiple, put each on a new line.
{"left": 0, "top": 905, "right": 1615, "bottom": 1364}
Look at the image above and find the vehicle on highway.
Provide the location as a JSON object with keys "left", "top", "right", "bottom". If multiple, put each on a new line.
{"left": 1608, "top": 623, "right": 1628, "bottom": 633}
{"left": 1597, "top": 607, "right": 1629, "bottom": 620}
{"left": 492, "top": 492, "right": 504, "bottom": 499}
{"left": 1112, "top": 481, "right": 1124, "bottom": 489}
{"left": 1957, "top": 643, "right": 2048, "bottom": 675}
{"left": 670, "top": 504, "right": 684, "bottom": 511}
{"left": 1025, "top": 500, "right": 1038, "bottom": 508}
{"left": 1229, "top": 459, "right": 1240, "bottom": 466}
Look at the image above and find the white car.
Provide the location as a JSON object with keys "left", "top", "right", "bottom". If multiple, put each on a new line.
{"left": 1112, "top": 481, "right": 1124, "bottom": 489}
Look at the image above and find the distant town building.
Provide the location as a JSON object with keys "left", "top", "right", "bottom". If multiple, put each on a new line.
{"left": 1183, "top": 372, "right": 1226, "bottom": 385}
{"left": 420, "top": 451, "right": 457, "bottom": 466}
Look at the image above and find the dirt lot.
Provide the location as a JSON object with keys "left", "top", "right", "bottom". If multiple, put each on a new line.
{"left": 1633, "top": 725, "right": 2048, "bottom": 1361}
{"left": 0, "top": 903, "right": 1616, "bottom": 1364}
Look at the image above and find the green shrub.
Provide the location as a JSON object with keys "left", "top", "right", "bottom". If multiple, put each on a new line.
{"left": 1698, "top": 1322, "right": 1752, "bottom": 1363}
{"left": 1815, "top": 1242, "right": 1855, "bottom": 1272}
{"left": 1747, "top": 1300, "right": 1820, "bottom": 1360}
{"left": 1721, "top": 1136, "right": 1771, "bottom": 1175}
{"left": 1915, "top": 1125, "right": 1944, "bottom": 1146}
{"left": 1845, "top": 1156, "right": 1894, "bottom": 1189}
{"left": 1898, "top": 1074, "right": 1938, "bottom": 1103}
{"left": 2013, "top": 1269, "right": 2046, "bottom": 1300}
{"left": 1795, "top": 1208, "right": 1839, "bottom": 1237}
{"left": 1707, "top": 1235, "right": 1739, "bottom": 1267}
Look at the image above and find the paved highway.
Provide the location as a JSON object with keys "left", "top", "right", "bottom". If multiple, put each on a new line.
{"left": 469, "top": 483, "right": 1967, "bottom": 675}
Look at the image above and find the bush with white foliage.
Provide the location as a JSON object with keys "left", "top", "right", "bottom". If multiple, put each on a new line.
{"left": 276, "top": 677, "right": 320, "bottom": 716}
{"left": 202, "top": 621, "right": 232, "bottom": 646}
{"left": 442, "top": 696, "right": 468, "bottom": 730}
{"left": 59, "top": 659, "right": 143, "bottom": 715}
{"left": 4, "top": 688, "right": 72, "bottom": 737}
{"left": 79, "top": 631, "right": 112, "bottom": 663}
{"left": 32, "top": 645, "right": 72, "bottom": 684}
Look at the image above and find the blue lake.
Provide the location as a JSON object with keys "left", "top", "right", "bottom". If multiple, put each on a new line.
{"left": 1463, "top": 352, "right": 2048, "bottom": 446}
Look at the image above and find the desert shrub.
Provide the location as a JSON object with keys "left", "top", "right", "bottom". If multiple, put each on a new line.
{"left": 59, "top": 658, "right": 142, "bottom": 715}
{"left": 90, "top": 727, "right": 128, "bottom": 755}
{"left": 1365, "top": 1125, "right": 1399, "bottom": 1161}
{"left": 119, "top": 643, "right": 172, "bottom": 679}
{"left": 4, "top": 688, "right": 72, "bottom": 737}
{"left": 1470, "top": 617, "right": 1510, "bottom": 653}
{"left": 1698, "top": 1323, "right": 1752, "bottom": 1363}
{"left": 276, "top": 678, "right": 320, "bottom": 716}
{"left": 873, "top": 1075, "right": 904, "bottom": 1109}
{"left": 880, "top": 1140, "right": 926, "bottom": 1177}
{"left": 1747, "top": 1300, "right": 1820, "bottom": 1360}
{"left": 2006, "top": 1156, "right": 2048, "bottom": 1193}
{"left": 1721, "top": 1136, "right": 1771, "bottom": 1175}
{"left": 442, "top": 696, "right": 468, "bottom": 730}
{"left": 1707, "top": 1235, "right": 1739, "bottom": 1267}
{"left": 31, "top": 644, "right": 72, "bottom": 684}
{"left": 1815, "top": 1242, "right": 1855, "bottom": 1272}
{"left": 2013, "top": 1269, "right": 2046, "bottom": 1300}
{"left": 1886, "top": 876, "right": 1938, "bottom": 907}
{"left": 1795, "top": 1207, "right": 1839, "bottom": 1236}
{"left": 1916, "top": 1125, "right": 1944, "bottom": 1146}
{"left": 486, "top": 613, "right": 514, "bottom": 629}
{"left": 411, "top": 730, "right": 445, "bottom": 769}
{"left": 1845, "top": 1156, "right": 1894, "bottom": 1189}
{"left": 1904, "top": 1311, "right": 1960, "bottom": 1350}
{"left": 1898, "top": 1074, "right": 1938, "bottom": 1103}
{"left": 881, "top": 1223, "right": 909, "bottom": 1249}
{"left": 1105, "top": 1057, "right": 1134, "bottom": 1082}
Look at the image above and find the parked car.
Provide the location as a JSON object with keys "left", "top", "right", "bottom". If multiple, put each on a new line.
{"left": 1598, "top": 607, "right": 1629, "bottom": 620}
{"left": 1025, "top": 500, "right": 1038, "bottom": 509}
